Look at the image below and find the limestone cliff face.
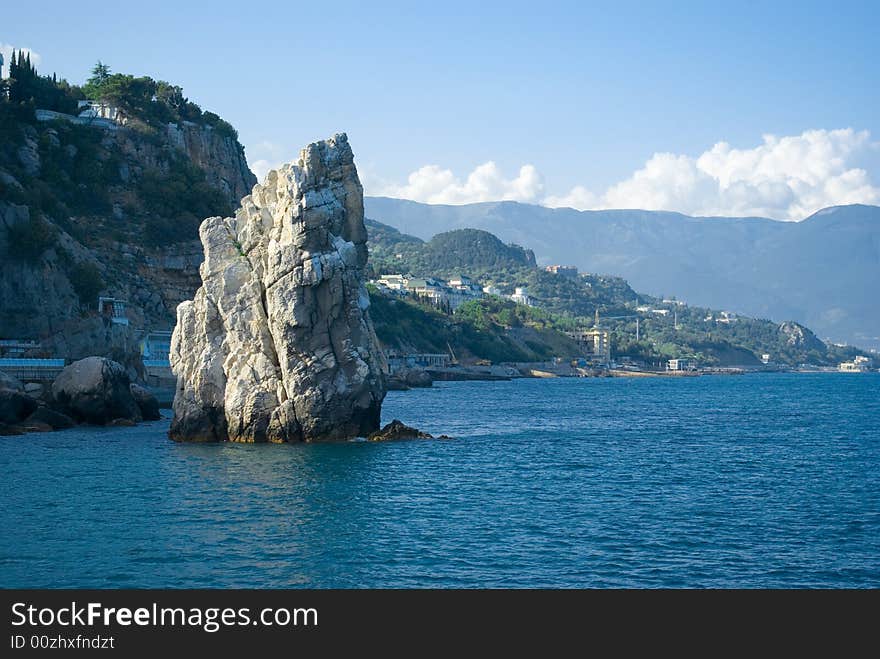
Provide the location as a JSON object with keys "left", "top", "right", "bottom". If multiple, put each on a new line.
{"left": 0, "top": 116, "right": 255, "bottom": 362}
{"left": 169, "top": 134, "right": 386, "bottom": 443}
{"left": 164, "top": 122, "right": 256, "bottom": 202}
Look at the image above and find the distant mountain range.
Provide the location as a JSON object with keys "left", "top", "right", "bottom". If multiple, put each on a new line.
{"left": 364, "top": 199, "right": 880, "bottom": 350}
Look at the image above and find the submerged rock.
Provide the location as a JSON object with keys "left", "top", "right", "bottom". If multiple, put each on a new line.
{"left": 367, "top": 419, "right": 433, "bottom": 442}
{"left": 18, "top": 420, "right": 53, "bottom": 433}
{"left": 386, "top": 367, "right": 433, "bottom": 390}
{"left": 25, "top": 407, "right": 75, "bottom": 430}
{"left": 170, "top": 133, "right": 386, "bottom": 443}
{"left": 51, "top": 356, "right": 142, "bottom": 425}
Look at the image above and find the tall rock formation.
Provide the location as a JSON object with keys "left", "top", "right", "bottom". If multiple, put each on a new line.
{"left": 169, "top": 133, "right": 386, "bottom": 443}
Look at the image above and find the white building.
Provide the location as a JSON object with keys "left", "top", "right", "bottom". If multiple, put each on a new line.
{"left": 375, "top": 274, "right": 408, "bottom": 292}
{"left": 483, "top": 285, "right": 502, "bottom": 296}
{"left": 509, "top": 287, "right": 533, "bottom": 307}
{"left": 406, "top": 277, "right": 449, "bottom": 306}
{"left": 77, "top": 100, "right": 127, "bottom": 125}
{"left": 545, "top": 265, "right": 579, "bottom": 278}
{"left": 667, "top": 358, "right": 693, "bottom": 371}
{"left": 839, "top": 356, "right": 872, "bottom": 372}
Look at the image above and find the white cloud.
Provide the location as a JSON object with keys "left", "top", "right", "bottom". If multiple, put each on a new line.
{"left": 556, "top": 128, "right": 880, "bottom": 219}
{"left": 374, "top": 128, "right": 880, "bottom": 220}
{"left": 0, "top": 43, "right": 42, "bottom": 78}
{"left": 376, "top": 161, "right": 544, "bottom": 205}
{"left": 247, "top": 140, "right": 290, "bottom": 182}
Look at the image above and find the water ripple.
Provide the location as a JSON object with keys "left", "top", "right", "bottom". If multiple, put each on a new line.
{"left": 1, "top": 373, "right": 878, "bottom": 588}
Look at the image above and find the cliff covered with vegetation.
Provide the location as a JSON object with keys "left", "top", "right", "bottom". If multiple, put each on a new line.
{"left": 0, "top": 56, "right": 255, "bottom": 360}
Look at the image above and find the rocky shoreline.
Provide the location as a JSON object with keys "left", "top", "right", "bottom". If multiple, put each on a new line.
{"left": 0, "top": 356, "right": 159, "bottom": 436}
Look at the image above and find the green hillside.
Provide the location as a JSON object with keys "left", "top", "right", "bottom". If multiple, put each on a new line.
{"left": 365, "top": 218, "right": 868, "bottom": 367}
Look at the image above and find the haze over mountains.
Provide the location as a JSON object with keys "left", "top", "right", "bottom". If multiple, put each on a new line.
{"left": 364, "top": 199, "right": 880, "bottom": 351}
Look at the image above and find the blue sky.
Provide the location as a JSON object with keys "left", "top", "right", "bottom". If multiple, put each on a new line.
{"left": 4, "top": 0, "right": 879, "bottom": 218}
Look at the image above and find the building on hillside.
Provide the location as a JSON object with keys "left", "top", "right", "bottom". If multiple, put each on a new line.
{"left": 545, "top": 265, "right": 579, "bottom": 278}
{"left": 448, "top": 274, "right": 480, "bottom": 292}
{"left": 98, "top": 297, "right": 129, "bottom": 326}
{"left": 447, "top": 274, "right": 484, "bottom": 309}
{"left": 406, "top": 277, "right": 449, "bottom": 306}
{"left": 77, "top": 100, "right": 127, "bottom": 125}
{"left": 373, "top": 273, "right": 410, "bottom": 296}
{"left": 761, "top": 353, "right": 771, "bottom": 364}
{"left": 483, "top": 285, "right": 502, "bottom": 296}
{"left": 509, "top": 286, "right": 533, "bottom": 307}
{"left": 35, "top": 100, "right": 126, "bottom": 130}
{"left": 376, "top": 274, "right": 408, "bottom": 291}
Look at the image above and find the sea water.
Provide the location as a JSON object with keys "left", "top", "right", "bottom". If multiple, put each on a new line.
{"left": 1, "top": 373, "right": 878, "bottom": 588}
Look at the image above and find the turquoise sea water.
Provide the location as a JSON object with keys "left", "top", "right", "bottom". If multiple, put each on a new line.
{"left": 1, "top": 373, "right": 878, "bottom": 588}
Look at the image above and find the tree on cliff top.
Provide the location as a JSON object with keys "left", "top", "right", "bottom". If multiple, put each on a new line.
{"left": 81, "top": 61, "right": 238, "bottom": 139}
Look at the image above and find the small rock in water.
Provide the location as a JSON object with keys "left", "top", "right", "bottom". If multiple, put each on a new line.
{"left": 25, "top": 407, "right": 74, "bottom": 430}
{"left": 52, "top": 357, "right": 142, "bottom": 425}
{"left": 18, "top": 420, "right": 53, "bottom": 433}
{"left": 367, "top": 419, "right": 433, "bottom": 442}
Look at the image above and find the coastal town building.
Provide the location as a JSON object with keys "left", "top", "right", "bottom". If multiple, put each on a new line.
{"left": 667, "top": 358, "right": 693, "bottom": 371}
{"left": 385, "top": 350, "right": 450, "bottom": 371}
{"left": 544, "top": 265, "right": 579, "bottom": 278}
{"left": 482, "top": 285, "right": 502, "bottom": 296}
{"left": 839, "top": 355, "right": 872, "bottom": 372}
{"left": 375, "top": 274, "right": 408, "bottom": 292}
{"left": 371, "top": 273, "right": 484, "bottom": 311}
{"left": 509, "top": 287, "right": 533, "bottom": 307}
{"left": 565, "top": 328, "right": 611, "bottom": 364}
